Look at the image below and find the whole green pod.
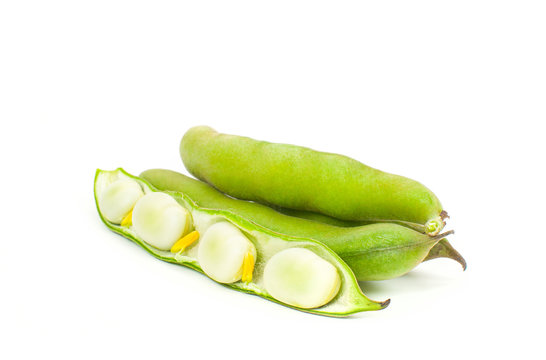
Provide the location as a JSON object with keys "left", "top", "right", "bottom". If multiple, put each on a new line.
{"left": 140, "top": 169, "right": 459, "bottom": 281}
{"left": 180, "top": 126, "right": 447, "bottom": 235}
{"left": 273, "top": 206, "right": 466, "bottom": 269}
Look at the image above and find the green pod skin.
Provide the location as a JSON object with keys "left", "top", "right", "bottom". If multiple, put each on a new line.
{"left": 274, "top": 207, "right": 466, "bottom": 269}
{"left": 95, "top": 168, "right": 388, "bottom": 317}
{"left": 180, "top": 126, "right": 447, "bottom": 236}
{"left": 140, "top": 169, "right": 456, "bottom": 281}
{"left": 275, "top": 206, "right": 427, "bottom": 232}
{"left": 273, "top": 206, "right": 373, "bottom": 228}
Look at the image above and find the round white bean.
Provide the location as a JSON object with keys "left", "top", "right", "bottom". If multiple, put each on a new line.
{"left": 132, "top": 192, "right": 190, "bottom": 250}
{"left": 263, "top": 248, "right": 340, "bottom": 309}
{"left": 198, "top": 222, "right": 256, "bottom": 284}
{"left": 100, "top": 179, "right": 143, "bottom": 224}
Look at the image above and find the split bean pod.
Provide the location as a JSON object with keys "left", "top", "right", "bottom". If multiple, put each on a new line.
{"left": 95, "top": 168, "right": 388, "bottom": 316}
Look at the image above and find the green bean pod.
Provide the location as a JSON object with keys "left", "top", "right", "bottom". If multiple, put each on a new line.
{"left": 140, "top": 169, "right": 459, "bottom": 281}
{"left": 95, "top": 168, "right": 388, "bottom": 317}
{"left": 273, "top": 207, "right": 466, "bottom": 269}
{"left": 180, "top": 126, "right": 447, "bottom": 236}
{"left": 274, "top": 206, "right": 427, "bottom": 232}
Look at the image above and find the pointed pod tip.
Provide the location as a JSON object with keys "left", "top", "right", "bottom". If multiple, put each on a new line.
{"left": 438, "top": 244, "right": 467, "bottom": 271}
{"left": 450, "top": 250, "right": 467, "bottom": 271}
{"left": 380, "top": 298, "right": 391, "bottom": 309}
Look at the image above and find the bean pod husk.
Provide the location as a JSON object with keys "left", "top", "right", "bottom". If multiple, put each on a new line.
{"left": 95, "top": 168, "right": 388, "bottom": 317}
{"left": 140, "top": 169, "right": 459, "bottom": 281}
{"left": 180, "top": 126, "right": 447, "bottom": 235}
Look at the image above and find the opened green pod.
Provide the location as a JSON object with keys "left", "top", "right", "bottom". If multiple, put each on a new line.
{"left": 95, "top": 168, "right": 388, "bottom": 317}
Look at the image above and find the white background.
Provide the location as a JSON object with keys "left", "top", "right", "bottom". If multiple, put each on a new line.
{"left": 1, "top": 1, "right": 544, "bottom": 359}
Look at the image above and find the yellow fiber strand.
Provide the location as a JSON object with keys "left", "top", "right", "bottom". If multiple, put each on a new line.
{"left": 120, "top": 210, "right": 133, "bottom": 227}
{"left": 170, "top": 231, "right": 200, "bottom": 253}
{"left": 241, "top": 252, "right": 255, "bottom": 283}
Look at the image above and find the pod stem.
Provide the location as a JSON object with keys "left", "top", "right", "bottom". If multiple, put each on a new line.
{"left": 440, "top": 210, "right": 450, "bottom": 220}
{"left": 379, "top": 298, "right": 391, "bottom": 309}
{"left": 431, "top": 229, "right": 455, "bottom": 241}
